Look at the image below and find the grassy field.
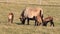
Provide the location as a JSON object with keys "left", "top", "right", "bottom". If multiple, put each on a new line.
{"left": 0, "top": 0, "right": 60, "bottom": 34}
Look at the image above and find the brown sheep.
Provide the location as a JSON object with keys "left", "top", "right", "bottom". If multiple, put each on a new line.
{"left": 35, "top": 15, "right": 42, "bottom": 26}
{"left": 19, "top": 7, "right": 43, "bottom": 26}
{"left": 42, "top": 16, "right": 54, "bottom": 27}
{"left": 8, "top": 12, "right": 14, "bottom": 23}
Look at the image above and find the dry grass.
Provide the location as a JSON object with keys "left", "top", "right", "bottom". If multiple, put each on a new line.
{"left": 0, "top": 0, "right": 60, "bottom": 34}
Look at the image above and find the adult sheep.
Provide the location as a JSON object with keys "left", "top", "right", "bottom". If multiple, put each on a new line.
{"left": 19, "top": 7, "right": 43, "bottom": 26}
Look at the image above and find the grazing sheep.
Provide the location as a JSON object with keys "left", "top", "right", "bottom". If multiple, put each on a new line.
{"left": 42, "top": 16, "right": 54, "bottom": 27}
{"left": 19, "top": 7, "right": 43, "bottom": 26}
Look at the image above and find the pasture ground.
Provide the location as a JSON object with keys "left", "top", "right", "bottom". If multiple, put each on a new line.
{"left": 0, "top": 1, "right": 60, "bottom": 34}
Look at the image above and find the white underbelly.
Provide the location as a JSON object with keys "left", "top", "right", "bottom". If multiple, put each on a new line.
{"left": 8, "top": 15, "right": 12, "bottom": 19}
